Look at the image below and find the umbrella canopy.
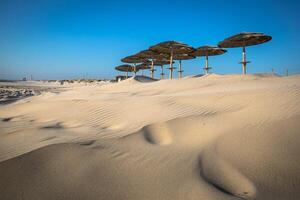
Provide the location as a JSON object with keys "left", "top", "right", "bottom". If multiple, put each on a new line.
{"left": 149, "top": 41, "right": 195, "bottom": 54}
{"left": 115, "top": 64, "right": 134, "bottom": 72}
{"left": 121, "top": 55, "right": 147, "bottom": 75}
{"left": 192, "top": 46, "right": 227, "bottom": 75}
{"left": 115, "top": 64, "right": 135, "bottom": 78}
{"left": 136, "top": 63, "right": 151, "bottom": 70}
{"left": 192, "top": 46, "right": 227, "bottom": 57}
{"left": 152, "top": 59, "right": 172, "bottom": 66}
{"left": 143, "top": 59, "right": 172, "bottom": 65}
{"left": 136, "top": 50, "right": 167, "bottom": 60}
{"left": 173, "top": 54, "right": 195, "bottom": 60}
{"left": 149, "top": 41, "right": 195, "bottom": 79}
{"left": 121, "top": 55, "right": 147, "bottom": 64}
{"left": 218, "top": 32, "right": 272, "bottom": 48}
{"left": 218, "top": 32, "right": 272, "bottom": 75}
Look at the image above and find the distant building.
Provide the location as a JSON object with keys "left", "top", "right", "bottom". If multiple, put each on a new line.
{"left": 22, "top": 77, "right": 27, "bottom": 81}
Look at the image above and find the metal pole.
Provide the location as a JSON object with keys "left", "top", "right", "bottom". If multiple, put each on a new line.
{"left": 160, "top": 65, "right": 164, "bottom": 79}
{"left": 242, "top": 46, "right": 246, "bottom": 74}
{"left": 169, "top": 48, "right": 174, "bottom": 79}
{"left": 147, "top": 63, "right": 150, "bottom": 77}
{"left": 205, "top": 55, "right": 209, "bottom": 74}
{"left": 126, "top": 71, "right": 128, "bottom": 78}
{"left": 178, "top": 60, "right": 183, "bottom": 78}
{"left": 286, "top": 69, "right": 289, "bottom": 76}
{"left": 133, "top": 63, "right": 137, "bottom": 76}
{"left": 150, "top": 60, "right": 154, "bottom": 79}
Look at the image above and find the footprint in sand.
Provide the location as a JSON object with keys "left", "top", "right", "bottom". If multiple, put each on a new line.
{"left": 78, "top": 140, "right": 96, "bottom": 146}
{"left": 199, "top": 147, "right": 257, "bottom": 199}
{"left": 41, "top": 122, "right": 64, "bottom": 129}
{"left": 142, "top": 123, "right": 173, "bottom": 145}
{"left": 2, "top": 117, "right": 13, "bottom": 122}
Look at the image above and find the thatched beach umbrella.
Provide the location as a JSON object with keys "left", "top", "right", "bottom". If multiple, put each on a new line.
{"left": 152, "top": 59, "right": 171, "bottom": 79}
{"left": 172, "top": 54, "right": 195, "bottom": 78}
{"left": 192, "top": 46, "right": 227, "bottom": 74}
{"left": 149, "top": 41, "right": 195, "bottom": 79}
{"left": 137, "top": 59, "right": 171, "bottom": 79}
{"left": 218, "top": 32, "right": 272, "bottom": 74}
{"left": 115, "top": 64, "right": 135, "bottom": 78}
{"left": 136, "top": 50, "right": 167, "bottom": 79}
{"left": 136, "top": 62, "right": 151, "bottom": 76}
{"left": 121, "top": 55, "right": 147, "bottom": 76}
{"left": 136, "top": 63, "right": 151, "bottom": 70}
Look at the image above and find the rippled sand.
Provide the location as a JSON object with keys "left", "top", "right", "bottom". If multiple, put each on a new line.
{"left": 0, "top": 74, "right": 299, "bottom": 200}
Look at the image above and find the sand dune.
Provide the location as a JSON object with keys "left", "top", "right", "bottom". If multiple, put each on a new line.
{"left": 0, "top": 74, "right": 300, "bottom": 200}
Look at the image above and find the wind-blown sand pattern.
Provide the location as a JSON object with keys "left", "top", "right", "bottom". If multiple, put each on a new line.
{"left": 0, "top": 74, "right": 300, "bottom": 200}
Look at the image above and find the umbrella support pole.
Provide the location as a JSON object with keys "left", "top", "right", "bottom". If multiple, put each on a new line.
{"left": 133, "top": 63, "right": 137, "bottom": 76}
{"left": 160, "top": 65, "right": 164, "bottom": 79}
{"left": 205, "top": 55, "right": 209, "bottom": 74}
{"left": 240, "top": 46, "right": 250, "bottom": 75}
{"left": 126, "top": 72, "right": 128, "bottom": 78}
{"left": 169, "top": 49, "right": 174, "bottom": 79}
{"left": 242, "top": 46, "right": 246, "bottom": 74}
{"left": 178, "top": 60, "right": 183, "bottom": 78}
{"left": 150, "top": 60, "right": 154, "bottom": 79}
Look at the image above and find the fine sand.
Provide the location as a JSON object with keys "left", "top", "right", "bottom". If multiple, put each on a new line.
{"left": 0, "top": 74, "right": 300, "bottom": 200}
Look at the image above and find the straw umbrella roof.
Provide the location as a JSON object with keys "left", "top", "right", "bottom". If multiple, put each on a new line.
{"left": 115, "top": 64, "right": 135, "bottom": 72}
{"left": 121, "top": 55, "right": 147, "bottom": 64}
{"left": 218, "top": 32, "right": 272, "bottom": 48}
{"left": 136, "top": 63, "right": 151, "bottom": 70}
{"left": 153, "top": 59, "right": 172, "bottom": 66}
{"left": 143, "top": 59, "right": 172, "bottom": 66}
{"left": 173, "top": 54, "right": 195, "bottom": 60}
{"left": 136, "top": 50, "right": 168, "bottom": 60}
{"left": 149, "top": 41, "right": 195, "bottom": 54}
{"left": 192, "top": 46, "right": 227, "bottom": 57}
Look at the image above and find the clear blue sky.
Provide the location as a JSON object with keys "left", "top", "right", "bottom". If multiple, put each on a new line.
{"left": 0, "top": 0, "right": 299, "bottom": 80}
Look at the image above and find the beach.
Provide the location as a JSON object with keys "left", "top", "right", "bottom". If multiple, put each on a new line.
{"left": 0, "top": 74, "right": 300, "bottom": 200}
